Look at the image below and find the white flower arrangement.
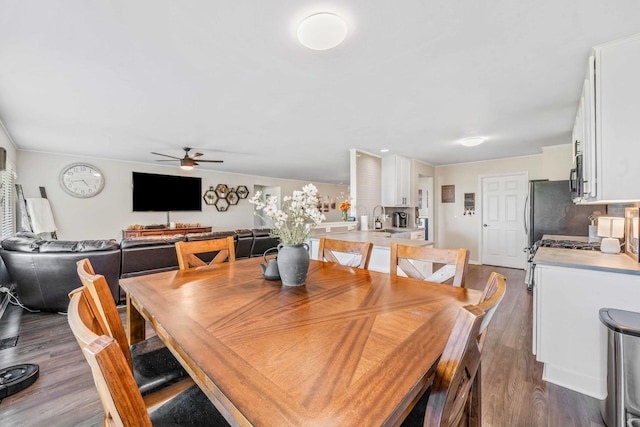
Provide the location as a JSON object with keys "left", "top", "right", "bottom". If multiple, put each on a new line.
{"left": 249, "top": 183, "right": 326, "bottom": 244}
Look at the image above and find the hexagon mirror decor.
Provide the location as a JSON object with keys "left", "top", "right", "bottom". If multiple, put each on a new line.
{"left": 215, "top": 184, "right": 229, "bottom": 198}
{"left": 203, "top": 186, "right": 217, "bottom": 205}
{"left": 215, "top": 197, "right": 230, "bottom": 212}
{"left": 226, "top": 189, "right": 239, "bottom": 205}
{"left": 236, "top": 185, "right": 249, "bottom": 199}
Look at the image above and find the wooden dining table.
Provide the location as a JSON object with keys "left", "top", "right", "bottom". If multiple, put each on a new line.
{"left": 119, "top": 257, "right": 482, "bottom": 426}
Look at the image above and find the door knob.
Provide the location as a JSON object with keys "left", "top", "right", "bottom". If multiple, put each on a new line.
{"left": 483, "top": 224, "right": 489, "bottom": 227}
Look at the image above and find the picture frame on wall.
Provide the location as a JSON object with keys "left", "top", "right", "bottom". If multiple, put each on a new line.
{"left": 441, "top": 185, "right": 455, "bottom": 203}
{"left": 625, "top": 207, "right": 639, "bottom": 262}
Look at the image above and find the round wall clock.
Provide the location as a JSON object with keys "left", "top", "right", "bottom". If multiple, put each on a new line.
{"left": 59, "top": 162, "right": 105, "bottom": 198}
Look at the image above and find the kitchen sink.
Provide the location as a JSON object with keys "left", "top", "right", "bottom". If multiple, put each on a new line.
{"left": 374, "top": 228, "right": 405, "bottom": 234}
{"left": 373, "top": 228, "right": 412, "bottom": 239}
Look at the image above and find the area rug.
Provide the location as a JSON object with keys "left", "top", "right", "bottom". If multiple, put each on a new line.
{"left": 0, "top": 336, "right": 19, "bottom": 351}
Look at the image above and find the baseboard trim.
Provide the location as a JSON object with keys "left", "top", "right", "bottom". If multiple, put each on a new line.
{"left": 542, "top": 363, "right": 606, "bottom": 400}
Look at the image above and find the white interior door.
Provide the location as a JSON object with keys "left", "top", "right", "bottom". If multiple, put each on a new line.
{"left": 481, "top": 173, "right": 528, "bottom": 269}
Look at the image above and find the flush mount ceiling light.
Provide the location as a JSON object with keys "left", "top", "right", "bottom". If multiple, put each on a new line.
{"left": 459, "top": 137, "right": 486, "bottom": 147}
{"left": 297, "top": 13, "right": 347, "bottom": 50}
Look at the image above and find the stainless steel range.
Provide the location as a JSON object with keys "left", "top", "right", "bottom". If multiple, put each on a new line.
{"left": 524, "top": 238, "right": 601, "bottom": 290}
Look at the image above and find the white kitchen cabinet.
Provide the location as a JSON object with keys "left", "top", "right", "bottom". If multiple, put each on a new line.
{"left": 410, "top": 229, "right": 425, "bottom": 240}
{"left": 533, "top": 263, "right": 640, "bottom": 399}
{"left": 574, "top": 33, "right": 640, "bottom": 203}
{"left": 381, "top": 155, "right": 412, "bottom": 207}
{"left": 572, "top": 71, "right": 597, "bottom": 201}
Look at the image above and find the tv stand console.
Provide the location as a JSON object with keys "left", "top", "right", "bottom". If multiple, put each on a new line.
{"left": 122, "top": 226, "right": 212, "bottom": 239}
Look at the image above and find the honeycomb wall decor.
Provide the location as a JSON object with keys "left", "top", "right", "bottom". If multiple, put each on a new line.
{"left": 205, "top": 184, "right": 250, "bottom": 212}
{"left": 203, "top": 186, "right": 217, "bottom": 205}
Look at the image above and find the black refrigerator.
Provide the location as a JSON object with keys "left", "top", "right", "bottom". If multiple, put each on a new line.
{"left": 526, "top": 180, "right": 606, "bottom": 247}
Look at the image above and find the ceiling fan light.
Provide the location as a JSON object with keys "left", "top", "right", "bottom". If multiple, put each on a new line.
{"left": 180, "top": 158, "right": 195, "bottom": 169}
{"left": 297, "top": 13, "right": 347, "bottom": 50}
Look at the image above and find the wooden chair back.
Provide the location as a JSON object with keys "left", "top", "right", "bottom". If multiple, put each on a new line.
{"left": 76, "top": 258, "right": 133, "bottom": 369}
{"left": 476, "top": 272, "right": 507, "bottom": 350}
{"left": 423, "top": 272, "right": 507, "bottom": 427}
{"left": 389, "top": 244, "right": 470, "bottom": 287}
{"left": 424, "top": 304, "right": 485, "bottom": 427}
{"left": 68, "top": 290, "right": 153, "bottom": 426}
{"left": 175, "top": 236, "right": 235, "bottom": 270}
{"left": 317, "top": 237, "right": 373, "bottom": 269}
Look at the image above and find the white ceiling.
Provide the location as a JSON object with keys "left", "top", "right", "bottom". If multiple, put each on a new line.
{"left": 1, "top": 1, "right": 639, "bottom": 184}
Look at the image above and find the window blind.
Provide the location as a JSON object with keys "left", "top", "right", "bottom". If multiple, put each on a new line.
{"left": 1, "top": 161, "right": 16, "bottom": 239}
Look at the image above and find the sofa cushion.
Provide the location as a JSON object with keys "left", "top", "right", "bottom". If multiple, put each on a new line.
{"left": 251, "top": 229, "right": 279, "bottom": 258}
{"left": 120, "top": 235, "right": 185, "bottom": 249}
{"left": 1, "top": 235, "right": 41, "bottom": 252}
{"left": 1, "top": 233, "right": 120, "bottom": 253}
{"left": 0, "top": 248, "right": 122, "bottom": 312}
{"left": 38, "top": 239, "right": 120, "bottom": 253}
{"left": 234, "top": 229, "right": 254, "bottom": 259}
{"left": 185, "top": 231, "right": 235, "bottom": 241}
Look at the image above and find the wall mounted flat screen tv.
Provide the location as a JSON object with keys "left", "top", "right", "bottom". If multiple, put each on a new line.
{"left": 132, "top": 172, "right": 202, "bottom": 211}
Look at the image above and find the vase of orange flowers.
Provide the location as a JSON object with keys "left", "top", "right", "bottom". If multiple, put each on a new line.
{"left": 339, "top": 199, "right": 351, "bottom": 221}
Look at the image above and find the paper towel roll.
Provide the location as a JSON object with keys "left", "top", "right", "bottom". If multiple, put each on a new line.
{"left": 360, "top": 216, "right": 369, "bottom": 231}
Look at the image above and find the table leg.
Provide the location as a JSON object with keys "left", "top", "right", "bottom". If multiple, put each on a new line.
{"left": 126, "top": 294, "right": 146, "bottom": 345}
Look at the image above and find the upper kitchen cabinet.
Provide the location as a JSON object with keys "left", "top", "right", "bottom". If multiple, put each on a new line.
{"left": 573, "top": 33, "right": 640, "bottom": 204}
{"left": 382, "top": 155, "right": 412, "bottom": 207}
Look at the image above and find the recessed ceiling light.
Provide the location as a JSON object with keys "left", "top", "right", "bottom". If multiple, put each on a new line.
{"left": 297, "top": 13, "right": 347, "bottom": 50}
{"left": 459, "top": 137, "right": 486, "bottom": 147}
{"left": 380, "top": 148, "right": 389, "bottom": 153}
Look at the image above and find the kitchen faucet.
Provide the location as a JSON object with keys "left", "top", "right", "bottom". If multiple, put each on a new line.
{"left": 372, "top": 205, "right": 385, "bottom": 229}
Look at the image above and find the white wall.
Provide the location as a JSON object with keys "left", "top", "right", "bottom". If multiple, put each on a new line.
{"left": 434, "top": 144, "right": 572, "bottom": 262}
{"left": 16, "top": 150, "right": 348, "bottom": 240}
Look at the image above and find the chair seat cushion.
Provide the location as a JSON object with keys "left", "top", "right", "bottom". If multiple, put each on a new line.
{"left": 149, "top": 384, "right": 230, "bottom": 426}
{"left": 130, "top": 335, "right": 189, "bottom": 396}
{"left": 400, "top": 385, "right": 431, "bottom": 427}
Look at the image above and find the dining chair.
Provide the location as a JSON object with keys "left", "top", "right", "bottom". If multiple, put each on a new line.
{"left": 175, "top": 236, "right": 236, "bottom": 270}
{"left": 465, "top": 272, "right": 508, "bottom": 426}
{"left": 401, "top": 272, "right": 507, "bottom": 427}
{"left": 317, "top": 237, "right": 374, "bottom": 269}
{"left": 67, "top": 290, "right": 229, "bottom": 426}
{"left": 389, "top": 244, "right": 470, "bottom": 287}
{"left": 76, "top": 258, "right": 189, "bottom": 396}
{"left": 476, "top": 272, "right": 507, "bottom": 350}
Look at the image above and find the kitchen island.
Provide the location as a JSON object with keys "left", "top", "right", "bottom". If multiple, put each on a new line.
{"left": 532, "top": 239, "right": 640, "bottom": 399}
{"left": 308, "top": 229, "right": 433, "bottom": 273}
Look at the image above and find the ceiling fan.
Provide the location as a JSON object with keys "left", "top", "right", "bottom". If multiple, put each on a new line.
{"left": 151, "top": 147, "right": 223, "bottom": 170}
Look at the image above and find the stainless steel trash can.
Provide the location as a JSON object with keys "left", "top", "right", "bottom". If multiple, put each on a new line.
{"left": 599, "top": 308, "right": 640, "bottom": 427}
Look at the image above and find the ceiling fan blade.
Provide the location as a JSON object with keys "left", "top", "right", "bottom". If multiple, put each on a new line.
{"left": 151, "top": 152, "right": 181, "bottom": 160}
{"left": 155, "top": 159, "right": 178, "bottom": 162}
{"left": 194, "top": 159, "right": 224, "bottom": 163}
{"left": 192, "top": 152, "right": 204, "bottom": 159}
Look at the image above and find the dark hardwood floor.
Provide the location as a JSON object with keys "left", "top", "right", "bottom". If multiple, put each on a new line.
{"left": 0, "top": 265, "right": 606, "bottom": 426}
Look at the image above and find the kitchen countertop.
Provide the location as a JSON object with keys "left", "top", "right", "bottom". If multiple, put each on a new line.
{"left": 309, "top": 230, "right": 433, "bottom": 248}
{"left": 541, "top": 234, "right": 590, "bottom": 242}
{"left": 534, "top": 246, "right": 640, "bottom": 275}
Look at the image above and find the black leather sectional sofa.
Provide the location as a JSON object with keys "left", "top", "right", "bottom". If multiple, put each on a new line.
{"left": 0, "top": 229, "right": 279, "bottom": 312}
